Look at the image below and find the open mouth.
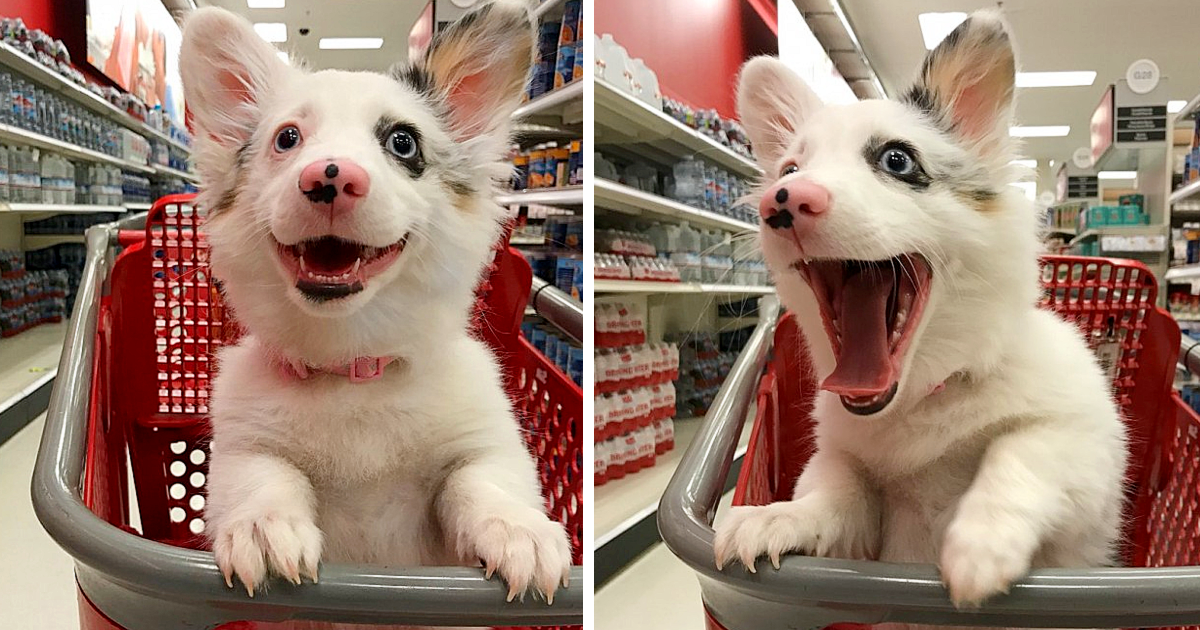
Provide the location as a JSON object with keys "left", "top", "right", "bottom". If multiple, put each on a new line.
{"left": 792, "top": 254, "right": 932, "bottom": 415}
{"left": 275, "top": 234, "right": 409, "bottom": 302}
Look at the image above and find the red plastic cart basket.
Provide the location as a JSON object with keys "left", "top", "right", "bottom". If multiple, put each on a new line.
{"left": 33, "top": 195, "right": 583, "bottom": 630}
{"left": 660, "top": 256, "right": 1200, "bottom": 629}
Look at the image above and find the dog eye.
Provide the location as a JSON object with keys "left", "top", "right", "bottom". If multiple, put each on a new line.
{"left": 386, "top": 129, "right": 419, "bottom": 160}
{"left": 274, "top": 125, "right": 302, "bottom": 152}
{"left": 878, "top": 147, "right": 916, "bottom": 176}
{"left": 780, "top": 163, "right": 799, "bottom": 177}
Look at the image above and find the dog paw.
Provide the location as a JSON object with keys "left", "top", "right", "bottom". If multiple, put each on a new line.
{"left": 212, "top": 515, "right": 323, "bottom": 596}
{"left": 460, "top": 507, "right": 572, "bottom": 604}
{"left": 939, "top": 516, "right": 1033, "bottom": 608}
{"left": 714, "top": 501, "right": 851, "bottom": 572}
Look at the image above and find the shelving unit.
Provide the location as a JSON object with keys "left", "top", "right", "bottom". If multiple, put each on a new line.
{"left": 153, "top": 164, "right": 200, "bottom": 183}
{"left": 1171, "top": 179, "right": 1200, "bottom": 206}
{"left": 22, "top": 234, "right": 85, "bottom": 250}
{"left": 1, "top": 203, "right": 126, "bottom": 215}
{"left": 1069, "top": 225, "right": 1167, "bottom": 249}
{"left": 512, "top": 79, "right": 584, "bottom": 127}
{"left": 594, "top": 280, "right": 774, "bottom": 295}
{"left": 0, "top": 123, "right": 154, "bottom": 174}
{"left": 595, "top": 179, "right": 758, "bottom": 233}
{"left": 496, "top": 185, "right": 584, "bottom": 207}
{"left": 1166, "top": 264, "right": 1200, "bottom": 281}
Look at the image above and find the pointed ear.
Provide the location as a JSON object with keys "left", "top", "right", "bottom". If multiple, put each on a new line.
{"left": 180, "top": 7, "right": 291, "bottom": 148}
{"left": 736, "top": 56, "right": 824, "bottom": 168}
{"left": 904, "top": 10, "right": 1016, "bottom": 157}
{"left": 415, "top": 1, "right": 535, "bottom": 140}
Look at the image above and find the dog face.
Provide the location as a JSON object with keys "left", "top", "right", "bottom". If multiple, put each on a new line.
{"left": 739, "top": 11, "right": 1040, "bottom": 417}
{"left": 180, "top": 2, "right": 534, "bottom": 363}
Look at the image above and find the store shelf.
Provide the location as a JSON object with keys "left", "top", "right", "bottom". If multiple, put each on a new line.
{"left": 511, "top": 235, "right": 546, "bottom": 246}
{"left": 124, "top": 202, "right": 152, "bottom": 211}
{"left": 533, "top": 0, "right": 569, "bottom": 18}
{"left": 594, "top": 280, "right": 774, "bottom": 295}
{"left": 512, "top": 80, "right": 583, "bottom": 124}
{"left": 153, "top": 164, "right": 200, "bottom": 183}
{"left": 0, "top": 123, "right": 153, "bottom": 174}
{"left": 1175, "top": 92, "right": 1200, "bottom": 123}
{"left": 594, "top": 78, "right": 760, "bottom": 178}
{"left": 0, "top": 321, "right": 65, "bottom": 444}
{"left": 496, "top": 185, "right": 583, "bottom": 207}
{"left": 1174, "top": 314, "right": 1200, "bottom": 322}
{"left": 595, "top": 179, "right": 758, "bottom": 233}
{"left": 1, "top": 203, "right": 126, "bottom": 215}
{"left": 1171, "top": 179, "right": 1200, "bottom": 206}
{"left": 1069, "top": 225, "right": 1165, "bottom": 246}
{"left": 22, "top": 234, "right": 85, "bottom": 249}
{"left": 1166, "top": 264, "right": 1200, "bottom": 281}
{"left": 1043, "top": 227, "right": 1076, "bottom": 238}
{"left": 0, "top": 42, "right": 191, "bottom": 155}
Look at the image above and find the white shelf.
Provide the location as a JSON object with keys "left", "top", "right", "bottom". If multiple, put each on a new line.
{"left": 511, "top": 235, "right": 545, "bottom": 246}
{"left": 0, "top": 123, "right": 153, "bottom": 173}
{"left": 1, "top": 203, "right": 125, "bottom": 215}
{"left": 594, "top": 78, "right": 760, "bottom": 178}
{"left": 1043, "top": 227, "right": 1076, "bottom": 238}
{"left": 124, "top": 202, "right": 152, "bottom": 211}
{"left": 1174, "top": 314, "right": 1200, "bottom": 322}
{"left": 1175, "top": 91, "right": 1200, "bottom": 124}
{"left": 594, "top": 279, "right": 774, "bottom": 295}
{"left": 22, "top": 234, "right": 85, "bottom": 249}
{"left": 1069, "top": 225, "right": 1165, "bottom": 247}
{"left": 512, "top": 80, "right": 583, "bottom": 124}
{"left": 153, "top": 164, "right": 200, "bottom": 183}
{"left": 0, "top": 42, "right": 191, "bottom": 155}
{"left": 496, "top": 185, "right": 583, "bottom": 207}
{"left": 594, "top": 179, "right": 758, "bottom": 233}
{"left": 1166, "top": 264, "right": 1200, "bottom": 281}
{"left": 533, "top": 0, "right": 569, "bottom": 18}
{"left": 1171, "top": 179, "right": 1200, "bottom": 206}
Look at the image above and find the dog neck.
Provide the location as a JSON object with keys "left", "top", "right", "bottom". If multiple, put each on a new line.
{"left": 273, "top": 353, "right": 402, "bottom": 383}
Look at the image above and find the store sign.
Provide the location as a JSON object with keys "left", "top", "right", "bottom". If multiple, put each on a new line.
{"left": 1126, "top": 59, "right": 1160, "bottom": 95}
{"left": 1116, "top": 104, "right": 1168, "bottom": 143}
{"left": 1072, "top": 147, "right": 1093, "bottom": 169}
{"left": 1066, "top": 175, "right": 1098, "bottom": 199}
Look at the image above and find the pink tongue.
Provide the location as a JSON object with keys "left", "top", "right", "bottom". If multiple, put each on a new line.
{"left": 821, "top": 270, "right": 895, "bottom": 396}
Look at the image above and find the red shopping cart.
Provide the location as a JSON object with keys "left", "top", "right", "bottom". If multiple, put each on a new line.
{"left": 660, "top": 256, "right": 1200, "bottom": 629}
{"left": 33, "top": 195, "right": 583, "bottom": 630}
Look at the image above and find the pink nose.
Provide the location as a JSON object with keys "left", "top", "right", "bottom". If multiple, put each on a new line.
{"left": 299, "top": 159, "right": 370, "bottom": 218}
{"left": 759, "top": 179, "right": 829, "bottom": 240}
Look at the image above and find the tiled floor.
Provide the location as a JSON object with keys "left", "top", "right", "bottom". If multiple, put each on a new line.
{"left": 0, "top": 413, "right": 80, "bottom": 629}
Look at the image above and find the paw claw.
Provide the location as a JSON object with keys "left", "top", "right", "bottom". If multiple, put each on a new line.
{"left": 460, "top": 507, "right": 571, "bottom": 605}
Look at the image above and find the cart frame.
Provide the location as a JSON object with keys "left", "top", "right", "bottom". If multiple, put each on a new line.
{"left": 32, "top": 214, "right": 584, "bottom": 630}
{"left": 660, "top": 293, "right": 1200, "bottom": 630}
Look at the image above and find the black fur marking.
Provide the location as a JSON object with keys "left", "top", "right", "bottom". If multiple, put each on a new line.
{"left": 391, "top": 65, "right": 435, "bottom": 98}
{"left": 774, "top": 188, "right": 788, "bottom": 204}
{"left": 373, "top": 117, "right": 426, "bottom": 177}
{"left": 863, "top": 137, "right": 932, "bottom": 191}
{"left": 765, "top": 209, "right": 794, "bottom": 230}
{"left": 303, "top": 184, "right": 338, "bottom": 204}
{"left": 446, "top": 178, "right": 475, "bottom": 197}
{"left": 324, "top": 163, "right": 339, "bottom": 178}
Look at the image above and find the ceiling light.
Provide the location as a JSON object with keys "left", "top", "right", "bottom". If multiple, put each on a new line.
{"left": 1169, "top": 100, "right": 1188, "bottom": 113}
{"left": 247, "top": 0, "right": 285, "bottom": 7}
{"left": 1010, "top": 181, "right": 1036, "bottom": 201}
{"left": 1098, "top": 170, "right": 1137, "bottom": 179}
{"left": 1009, "top": 126, "right": 1070, "bottom": 138}
{"left": 276, "top": 51, "right": 290, "bottom": 64}
{"left": 918, "top": 12, "right": 967, "bottom": 50}
{"left": 253, "top": 22, "right": 287, "bottom": 43}
{"left": 319, "top": 37, "right": 384, "bottom": 50}
{"left": 1011, "top": 159, "right": 1038, "bottom": 168}
{"left": 1015, "top": 71, "right": 1096, "bottom": 88}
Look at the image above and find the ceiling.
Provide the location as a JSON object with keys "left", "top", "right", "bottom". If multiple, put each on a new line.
{"left": 834, "top": 0, "right": 1200, "bottom": 163}
{"left": 193, "top": 0, "right": 430, "bottom": 71}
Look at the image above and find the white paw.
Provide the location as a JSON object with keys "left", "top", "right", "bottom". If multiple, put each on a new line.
{"left": 714, "top": 500, "right": 862, "bottom": 572}
{"left": 212, "top": 515, "right": 323, "bottom": 596}
{"left": 459, "top": 507, "right": 572, "bottom": 604}
{"left": 939, "top": 516, "right": 1034, "bottom": 608}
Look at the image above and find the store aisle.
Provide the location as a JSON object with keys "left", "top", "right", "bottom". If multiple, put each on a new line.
{"left": 0, "top": 413, "right": 78, "bottom": 629}
{"left": 596, "top": 491, "right": 736, "bottom": 630}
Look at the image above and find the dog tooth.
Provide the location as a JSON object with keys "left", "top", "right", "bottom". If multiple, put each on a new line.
{"left": 299, "top": 257, "right": 308, "bottom": 272}
{"left": 353, "top": 258, "right": 361, "bottom": 275}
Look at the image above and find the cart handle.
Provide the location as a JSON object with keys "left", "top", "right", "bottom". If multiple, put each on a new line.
{"left": 32, "top": 223, "right": 582, "bottom": 629}
{"left": 529, "top": 276, "right": 583, "bottom": 343}
{"left": 658, "top": 296, "right": 1200, "bottom": 626}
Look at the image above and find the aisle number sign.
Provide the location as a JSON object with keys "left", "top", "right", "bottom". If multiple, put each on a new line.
{"left": 1117, "top": 105, "right": 1168, "bottom": 143}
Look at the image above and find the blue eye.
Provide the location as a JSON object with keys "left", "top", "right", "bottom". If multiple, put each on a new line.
{"left": 274, "top": 125, "right": 301, "bottom": 152}
{"left": 879, "top": 147, "right": 916, "bottom": 175}
{"left": 387, "top": 129, "right": 418, "bottom": 159}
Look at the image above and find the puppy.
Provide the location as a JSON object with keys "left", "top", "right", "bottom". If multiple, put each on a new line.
{"left": 713, "top": 10, "right": 1127, "bottom": 615}
{"left": 178, "top": 0, "right": 571, "bottom": 622}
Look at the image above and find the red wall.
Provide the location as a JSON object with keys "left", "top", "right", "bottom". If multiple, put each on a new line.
{"left": 595, "top": 0, "right": 777, "bottom": 119}
{"left": 2, "top": 0, "right": 121, "bottom": 88}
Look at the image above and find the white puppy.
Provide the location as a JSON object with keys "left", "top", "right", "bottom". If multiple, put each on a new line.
{"left": 713, "top": 11, "right": 1127, "bottom": 614}
{"left": 178, "top": 0, "right": 571, "bottom": 620}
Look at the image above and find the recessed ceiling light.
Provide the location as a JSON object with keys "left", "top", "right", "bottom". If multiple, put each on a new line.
{"left": 319, "top": 37, "right": 384, "bottom": 50}
{"left": 1169, "top": 100, "right": 1188, "bottom": 113}
{"left": 1011, "top": 159, "right": 1038, "bottom": 168}
{"left": 253, "top": 22, "right": 287, "bottom": 43}
{"left": 247, "top": 0, "right": 285, "bottom": 8}
{"left": 1015, "top": 71, "right": 1096, "bottom": 88}
{"left": 918, "top": 12, "right": 967, "bottom": 50}
{"left": 1098, "top": 170, "right": 1137, "bottom": 179}
{"left": 1009, "top": 126, "right": 1070, "bottom": 138}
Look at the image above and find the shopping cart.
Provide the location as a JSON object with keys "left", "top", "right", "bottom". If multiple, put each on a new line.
{"left": 660, "top": 256, "right": 1200, "bottom": 629}
{"left": 31, "top": 195, "right": 584, "bottom": 630}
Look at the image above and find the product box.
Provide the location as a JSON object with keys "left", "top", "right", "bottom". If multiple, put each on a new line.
{"left": 1119, "top": 194, "right": 1144, "bottom": 211}
{"left": 558, "top": 0, "right": 581, "bottom": 44}
{"left": 1088, "top": 207, "right": 1107, "bottom": 228}
{"left": 1107, "top": 206, "right": 1123, "bottom": 225}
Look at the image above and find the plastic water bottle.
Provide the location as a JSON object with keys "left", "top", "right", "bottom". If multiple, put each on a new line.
{"left": 0, "top": 145, "right": 9, "bottom": 202}
{"left": 671, "top": 156, "right": 705, "bottom": 208}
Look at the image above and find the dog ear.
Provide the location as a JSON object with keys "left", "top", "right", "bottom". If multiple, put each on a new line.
{"left": 904, "top": 10, "right": 1016, "bottom": 158}
{"left": 737, "top": 56, "right": 824, "bottom": 169}
{"left": 181, "top": 7, "right": 291, "bottom": 148}
{"left": 413, "top": 0, "right": 536, "bottom": 140}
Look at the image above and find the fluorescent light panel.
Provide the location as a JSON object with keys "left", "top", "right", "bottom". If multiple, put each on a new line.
{"left": 1015, "top": 71, "right": 1096, "bottom": 88}
{"left": 1011, "top": 159, "right": 1038, "bottom": 168}
{"left": 1009, "top": 126, "right": 1070, "bottom": 138}
{"left": 319, "top": 37, "right": 384, "bottom": 50}
{"left": 253, "top": 22, "right": 287, "bottom": 43}
{"left": 1098, "top": 170, "right": 1137, "bottom": 179}
{"left": 918, "top": 12, "right": 967, "bottom": 50}
{"left": 248, "top": 0, "right": 285, "bottom": 7}
{"left": 1169, "top": 100, "right": 1188, "bottom": 113}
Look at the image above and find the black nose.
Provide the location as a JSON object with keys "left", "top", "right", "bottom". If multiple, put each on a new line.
{"left": 324, "top": 163, "right": 339, "bottom": 178}
{"left": 765, "top": 209, "right": 794, "bottom": 230}
{"left": 775, "top": 188, "right": 788, "bottom": 204}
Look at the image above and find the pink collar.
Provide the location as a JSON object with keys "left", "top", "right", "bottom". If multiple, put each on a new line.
{"left": 277, "top": 355, "right": 397, "bottom": 383}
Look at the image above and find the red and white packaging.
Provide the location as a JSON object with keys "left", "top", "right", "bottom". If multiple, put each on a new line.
{"left": 635, "top": 424, "right": 657, "bottom": 469}
{"left": 595, "top": 439, "right": 609, "bottom": 486}
{"left": 653, "top": 417, "right": 675, "bottom": 454}
{"left": 621, "top": 432, "right": 640, "bottom": 474}
{"left": 606, "top": 437, "right": 626, "bottom": 481}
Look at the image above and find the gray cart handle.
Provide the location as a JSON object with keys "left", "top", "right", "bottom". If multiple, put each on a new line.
{"left": 32, "top": 221, "right": 583, "bottom": 630}
{"left": 658, "top": 295, "right": 1200, "bottom": 629}
{"left": 529, "top": 276, "right": 583, "bottom": 344}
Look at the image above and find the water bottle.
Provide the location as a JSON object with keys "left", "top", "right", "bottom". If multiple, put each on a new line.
{"left": 671, "top": 155, "right": 705, "bottom": 208}
{"left": 0, "top": 145, "right": 9, "bottom": 203}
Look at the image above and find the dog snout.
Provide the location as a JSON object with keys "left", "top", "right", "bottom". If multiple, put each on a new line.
{"left": 299, "top": 159, "right": 371, "bottom": 217}
{"left": 759, "top": 179, "right": 829, "bottom": 239}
